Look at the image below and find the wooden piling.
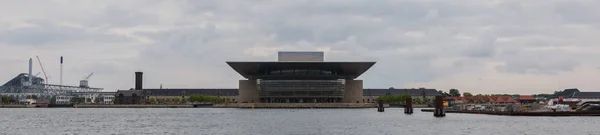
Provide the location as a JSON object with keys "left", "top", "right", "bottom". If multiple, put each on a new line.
{"left": 377, "top": 100, "right": 384, "bottom": 112}
{"left": 405, "top": 96, "right": 413, "bottom": 114}
{"left": 434, "top": 96, "right": 445, "bottom": 117}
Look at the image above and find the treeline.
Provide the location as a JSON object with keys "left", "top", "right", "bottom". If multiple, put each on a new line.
{"left": 375, "top": 94, "right": 411, "bottom": 104}
{"left": 188, "top": 95, "right": 226, "bottom": 103}
{"left": 437, "top": 89, "right": 521, "bottom": 98}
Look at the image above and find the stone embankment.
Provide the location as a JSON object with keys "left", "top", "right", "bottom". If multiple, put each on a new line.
{"left": 0, "top": 104, "right": 36, "bottom": 108}
{"left": 74, "top": 104, "right": 194, "bottom": 108}
{"left": 420, "top": 109, "right": 600, "bottom": 116}
{"left": 213, "top": 103, "right": 389, "bottom": 108}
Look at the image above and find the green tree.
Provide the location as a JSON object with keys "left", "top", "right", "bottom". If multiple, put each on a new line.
{"left": 463, "top": 92, "right": 473, "bottom": 97}
{"left": 50, "top": 96, "right": 56, "bottom": 104}
{"left": 149, "top": 98, "right": 156, "bottom": 104}
{"left": 414, "top": 98, "right": 422, "bottom": 104}
{"left": 376, "top": 94, "right": 411, "bottom": 104}
{"left": 181, "top": 98, "right": 188, "bottom": 104}
{"left": 86, "top": 98, "right": 92, "bottom": 103}
{"left": 449, "top": 89, "right": 461, "bottom": 97}
{"left": 188, "top": 95, "right": 226, "bottom": 103}
{"left": 173, "top": 98, "right": 181, "bottom": 103}
{"left": 1, "top": 96, "right": 9, "bottom": 103}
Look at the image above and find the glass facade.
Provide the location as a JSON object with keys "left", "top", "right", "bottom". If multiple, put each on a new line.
{"left": 258, "top": 80, "right": 345, "bottom": 103}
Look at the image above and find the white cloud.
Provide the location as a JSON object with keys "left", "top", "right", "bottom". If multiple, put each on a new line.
{"left": 0, "top": 0, "right": 599, "bottom": 94}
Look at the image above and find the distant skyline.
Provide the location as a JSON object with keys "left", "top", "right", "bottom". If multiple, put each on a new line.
{"left": 1, "top": 0, "right": 600, "bottom": 94}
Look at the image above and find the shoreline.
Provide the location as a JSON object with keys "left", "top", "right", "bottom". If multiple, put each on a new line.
{"left": 420, "top": 109, "right": 600, "bottom": 116}
{"left": 0, "top": 103, "right": 435, "bottom": 108}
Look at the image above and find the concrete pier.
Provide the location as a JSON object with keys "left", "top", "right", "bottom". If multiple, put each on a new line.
{"left": 405, "top": 97, "right": 413, "bottom": 114}
{"left": 434, "top": 96, "right": 445, "bottom": 117}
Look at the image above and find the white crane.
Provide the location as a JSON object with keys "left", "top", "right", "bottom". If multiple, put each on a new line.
{"left": 83, "top": 72, "right": 93, "bottom": 80}
{"left": 36, "top": 56, "right": 49, "bottom": 84}
{"left": 33, "top": 72, "right": 41, "bottom": 78}
{"left": 79, "top": 72, "right": 93, "bottom": 88}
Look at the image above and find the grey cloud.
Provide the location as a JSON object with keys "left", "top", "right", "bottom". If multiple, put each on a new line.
{"left": 495, "top": 49, "right": 580, "bottom": 75}
{"left": 0, "top": 21, "right": 131, "bottom": 46}
{"left": 554, "top": 1, "right": 600, "bottom": 23}
{"left": 87, "top": 6, "right": 159, "bottom": 27}
{"left": 496, "top": 59, "right": 579, "bottom": 75}
{"left": 2, "top": 0, "right": 600, "bottom": 90}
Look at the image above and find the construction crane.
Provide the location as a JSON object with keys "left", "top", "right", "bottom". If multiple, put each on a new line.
{"left": 33, "top": 72, "right": 41, "bottom": 78}
{"left": 36, "top": 56, "right": 49, "bottom": 84}
{"left": 83, "top": 72, "right": 93, "bottom": 80}
{"left": 79, "top": 72, "right": 93, "bottom": 88}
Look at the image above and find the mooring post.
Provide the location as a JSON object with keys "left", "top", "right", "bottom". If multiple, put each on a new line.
{"left": 405, "top": 96, "right": 413, "bottom": 114}
{"left": 434, "top": 96, "right": 445, "bottom": 117}
{"left": 377, "top": 100, "right": 384, "bottom": 112}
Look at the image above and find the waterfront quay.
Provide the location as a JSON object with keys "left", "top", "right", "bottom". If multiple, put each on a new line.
{"left": 213, "top": 103, "right": 387, "bottom": 108}
{"left": 74, "top": 104, "right": 193, "bottom": 108}
{"left": 421, "top": 109, "right": 600, "bottom": 116}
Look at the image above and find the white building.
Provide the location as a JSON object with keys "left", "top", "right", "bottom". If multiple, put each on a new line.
{"left": 55, "top": 95, "right": 73, "bottom": 104}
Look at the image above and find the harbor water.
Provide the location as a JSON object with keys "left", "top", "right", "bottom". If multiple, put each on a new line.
{"left": 0, "top": 108, "right": 598, "bottom": 135}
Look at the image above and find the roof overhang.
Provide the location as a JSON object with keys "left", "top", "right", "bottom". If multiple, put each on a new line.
{"left": 226, "top": 61, "right": 376, "bottom": 79}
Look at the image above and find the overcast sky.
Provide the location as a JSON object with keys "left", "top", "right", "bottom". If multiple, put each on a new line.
{"left": 1, "top": 0, "right": 599, "bottom": 94}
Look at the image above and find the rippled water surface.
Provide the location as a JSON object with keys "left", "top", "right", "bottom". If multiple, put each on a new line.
{"left": 0, "top": 108, "right": 599, "bottom": 135}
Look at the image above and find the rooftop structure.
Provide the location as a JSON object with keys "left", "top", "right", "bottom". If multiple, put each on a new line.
{"left": 518, "top": 95, "right": 537, "bottom": 103}
{"left": 572, "top": 92, "right": 600, "bottom": 99}
{"left": 278, "top": 51, "right": 324, "bottom": 62}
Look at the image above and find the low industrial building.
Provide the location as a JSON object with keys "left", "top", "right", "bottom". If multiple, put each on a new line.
{"left": 95, "top": 92, "right": 116, "bottom": 104}
{"left": 114, "top": 72, "right": 145, "bottom": 104}
{"left": 145, "top": 89, "right": 238, "bottom": 104}
{"left": 445, "top": 96, "right": 517, "bottom": 105}
{"left": 518, "top": 95, "right": 537, "bottom": 104}
{"left": 114, "top": 90, "right": 144, "bottom": 104}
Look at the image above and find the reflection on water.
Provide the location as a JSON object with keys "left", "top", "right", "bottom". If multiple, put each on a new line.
{"left": 0, "top": 108, "right": 599, "bottom": 134}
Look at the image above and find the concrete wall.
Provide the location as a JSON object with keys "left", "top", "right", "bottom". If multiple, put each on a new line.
{"left": 343, "top": 80, "right": 363, "bottom": 103}
{"left": 238, "top": 80, "right": 259, "bottom": 103}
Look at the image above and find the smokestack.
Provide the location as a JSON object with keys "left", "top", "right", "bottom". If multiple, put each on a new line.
{"left": 60, "top": 56, "right": 63, "bottom": 86}
{"left": 135, "top": 72, "right": 143, "bottom": 90}
{"left": 29, "top": 58, "right": 32, "bottom": 84}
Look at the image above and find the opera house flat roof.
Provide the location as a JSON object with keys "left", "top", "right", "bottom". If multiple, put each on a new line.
{"left": 226, "top": 61, "right": 376, "bottom": 79}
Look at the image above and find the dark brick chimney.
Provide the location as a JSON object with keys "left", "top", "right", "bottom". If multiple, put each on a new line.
{"left": 135, "top": 72, "right": 143, "bottom": 90}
